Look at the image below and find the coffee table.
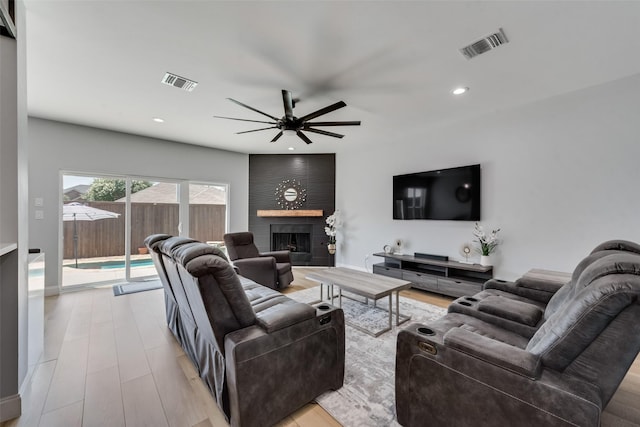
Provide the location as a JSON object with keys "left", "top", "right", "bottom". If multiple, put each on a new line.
{"left": 306, "top": 267, "right": 412, "bottom": 337}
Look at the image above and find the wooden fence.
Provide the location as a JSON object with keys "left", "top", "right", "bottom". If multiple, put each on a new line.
{"left": 63, "top": 202, "right": 226, "bottom": 259}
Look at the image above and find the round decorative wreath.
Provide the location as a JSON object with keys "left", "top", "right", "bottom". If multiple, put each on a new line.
{"left": 275, "top": 179, "right": 307, "bottom": 210}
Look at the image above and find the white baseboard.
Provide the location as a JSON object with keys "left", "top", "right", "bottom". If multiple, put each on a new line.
{"left": 44, "top": 286, "right": 59, "bottom": 297}
{"left": 337, "top": 263, "right": 367, "bottom": 272}
{"left": 0, "top": 394, "right": 22, "bottom": 422}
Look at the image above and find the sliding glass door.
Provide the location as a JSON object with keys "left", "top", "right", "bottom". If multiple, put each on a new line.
{"left": 62, "top": 173, "right": 227, "bottom": 288}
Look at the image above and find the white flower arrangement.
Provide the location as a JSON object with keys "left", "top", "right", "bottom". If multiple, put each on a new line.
{"left": 324, "top": 210, "right": 339, "bottom": 244}
{"left": 473, "top": 222, "right": 501, "bottom": 256}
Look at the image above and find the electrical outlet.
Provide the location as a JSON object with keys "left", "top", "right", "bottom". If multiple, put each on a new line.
{"left": 35, "top": 210, "right": 44, "bottom": 220}
{"left": 34, "top": 197, "right": 44, "bottom": 207}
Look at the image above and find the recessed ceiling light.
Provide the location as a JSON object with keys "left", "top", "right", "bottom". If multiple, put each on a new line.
{"left": 152, "top": 117, "right": 165, "bottom": 123}
{"left": 288, "top": 147, "right": 295, "bottom": 151}
{"left": 452, "top": 87, "right": 469, "bottom": 96}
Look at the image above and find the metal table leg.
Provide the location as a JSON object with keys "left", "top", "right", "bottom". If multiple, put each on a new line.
{"left": 388, "top": 294, "right": 392, "bottom": 332}
{"left": 395, "top": 290, "right": 400, "bottom": 326}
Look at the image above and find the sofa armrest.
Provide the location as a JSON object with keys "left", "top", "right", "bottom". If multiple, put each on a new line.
{"left": 443, "top": 327, "right": 541, "bottom": 379}
{"left": 515, "top": 276, "right": 565, "bottom": 293}
{"left": 484, "top": 278, "right": 556, "bottom": 303}
{"left": 260, "top": 250, "right": 291, "bottom": 264}
{"left": 232, "top": 257, "right": 277, "bottom": 289}
{"left": 477, "top": 296, "right": 544, "bottom": 327}
{"left": 254, "top": 298, "right": 316, "bottom": 333}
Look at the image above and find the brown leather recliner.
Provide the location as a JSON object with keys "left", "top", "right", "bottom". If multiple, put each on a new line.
{"left": 224, "top": 231, "right": 294, "bottom": 289}
{"left": 151, "top": 236, "right": 345, "bottom": 427}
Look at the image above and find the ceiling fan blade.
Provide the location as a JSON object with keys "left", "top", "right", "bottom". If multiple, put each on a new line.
{"left": 297, "top": 101, "right": 347, "bottom": 122}
{"left": 271, "top": 131, "right": 284, "bottom": 143}
{"left": 227, "top": 98, "right": 280, "bottom": 121}
{"left": 282, "top": 90, "right": 294, "bottom": 120}
{"left": 296, "top": 130, "right": 314, "bottom": 145}
{"left": 304, "top": 120, "right": 361, "bottom": 126}
{"left": 213, "top": 115, "right": 276, "bottom": 125}
{"left": 303, "top": 127, "right": 344, "bottom": 139}
{"left": 235, "top": 126, "right": 278, "bottom": 135}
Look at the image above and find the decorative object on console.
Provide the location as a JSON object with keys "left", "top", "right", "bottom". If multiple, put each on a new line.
{"left": 394, "top": 238, "right": 404, "bottom": 255}
{"left": 275, "top": 179, "right": 307, "bottom": 210}
{"left": 459, "top": 242, "right": 473, "bottom": 264}
{"left": 325, "top": 210, "right": 339, "bottom": 254}
{"left": 473, "top": 222, "right": 500, "bottom": 266}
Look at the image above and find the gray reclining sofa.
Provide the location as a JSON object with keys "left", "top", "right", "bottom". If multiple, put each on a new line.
{"left": 145, "top": 234, "right": 345, "bottom": 427}
{"left": 396, "top": 241, "right": 640, "bottom": 426}
{"left": 447, "top": 239, "right": 640, "bottom": 337}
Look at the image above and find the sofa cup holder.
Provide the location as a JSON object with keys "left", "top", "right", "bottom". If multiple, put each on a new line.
{"left": 317, "top": 304, "right": 331, "bottom": 311}
{"left": 464, "top": 297, "right": 478, "bottom": 302}
{"left": 417, "top": 327, "right": 435, "bottom": 336}
{"left": 458, "top": 301, "right": 472, "bottom": 307}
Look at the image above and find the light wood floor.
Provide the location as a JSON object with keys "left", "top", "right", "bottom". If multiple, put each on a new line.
{"left": 3, "top": 267, "right": 638, "bottom": 427}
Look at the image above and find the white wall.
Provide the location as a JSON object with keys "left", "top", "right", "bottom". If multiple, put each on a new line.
{"left": 0, "top": 0, "right": 29, "bottom": 417}
{"left": 28, "top": 118, "right": 248, "bottom": 294}
{"left": 336, "top": 73, "right": 640, "bottom": 280}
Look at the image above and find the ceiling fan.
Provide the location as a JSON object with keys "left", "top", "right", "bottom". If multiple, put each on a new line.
{"left": 214, "top": 89, "right": 361, "bottom": 144}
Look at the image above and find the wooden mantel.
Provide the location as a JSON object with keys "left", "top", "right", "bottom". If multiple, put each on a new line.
{"left": 257, "top": 209, "right": 324, "bottom": 217}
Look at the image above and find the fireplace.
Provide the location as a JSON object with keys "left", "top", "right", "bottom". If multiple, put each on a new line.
{"left": 271, "top": 224, "right": 313, "bottom": 265}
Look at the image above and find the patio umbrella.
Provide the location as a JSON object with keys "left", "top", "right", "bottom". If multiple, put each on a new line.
{"left": 62, "top": 202, "right": 120, "bottom": 268}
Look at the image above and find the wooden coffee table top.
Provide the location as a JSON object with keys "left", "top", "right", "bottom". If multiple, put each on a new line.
{"left": 306, "top": 267, "right": 411, "bottom": 300}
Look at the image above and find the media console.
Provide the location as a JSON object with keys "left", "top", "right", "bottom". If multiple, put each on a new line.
{"left": 372, "top": 252, "right": 493, "bottom": 298}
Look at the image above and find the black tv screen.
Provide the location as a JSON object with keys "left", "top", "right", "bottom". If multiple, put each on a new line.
{"left": 393, "top": 164, "right": 481, "bottom": 221}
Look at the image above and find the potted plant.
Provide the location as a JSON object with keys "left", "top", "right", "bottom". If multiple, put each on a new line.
{"left": 473, "top": 222, "right": 500, "bottom": 266}
{"left": 324, "top": 210, "right": 339, "bottom": 254}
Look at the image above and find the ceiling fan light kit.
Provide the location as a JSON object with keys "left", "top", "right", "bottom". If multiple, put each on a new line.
{"left": 214, "top": 89, "right": 361, "bottom": 145}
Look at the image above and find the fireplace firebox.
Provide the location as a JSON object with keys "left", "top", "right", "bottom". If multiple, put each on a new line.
{"left": 271, "top": 224, "right": 313, "bottom": 265}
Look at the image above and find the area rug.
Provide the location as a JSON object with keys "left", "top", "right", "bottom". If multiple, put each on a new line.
{"left": 288, "top": 287, "right": 447, "bottom": 427}
{"left": 112, "top": 279, "right": 163, "bottom": 296}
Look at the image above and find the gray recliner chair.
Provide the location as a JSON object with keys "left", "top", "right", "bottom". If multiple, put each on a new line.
{"left": 223, "top": 231, "right": 294, "bottom": 289}
{"left": 396, "top": 252, "right": 640, "bottom": 426}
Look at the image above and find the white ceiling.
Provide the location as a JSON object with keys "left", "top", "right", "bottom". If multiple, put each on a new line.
{"left": 24, "top": 1, "right": 640, "bottom": 155}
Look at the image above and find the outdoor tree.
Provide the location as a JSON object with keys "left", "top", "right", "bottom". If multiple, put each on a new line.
{"left": 85, "top": 179, "right": 152, "bottom": 201}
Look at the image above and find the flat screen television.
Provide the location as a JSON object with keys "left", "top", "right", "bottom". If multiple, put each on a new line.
{"left": 393, "top": 164, "right": 481, "bottom": 221}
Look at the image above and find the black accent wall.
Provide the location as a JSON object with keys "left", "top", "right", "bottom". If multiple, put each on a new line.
{"left": 249, "top": 154, "right": 335, "bottom": 266}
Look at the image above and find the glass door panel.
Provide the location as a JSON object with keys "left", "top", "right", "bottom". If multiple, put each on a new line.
{"left": 62, "top": 174, "right": 126, "bottom": 287}
{"left": 189, "top": 183, "right": 227, "bottom": 254}
{"left": 128, "top": 179, "right": 180, "bottom": 280}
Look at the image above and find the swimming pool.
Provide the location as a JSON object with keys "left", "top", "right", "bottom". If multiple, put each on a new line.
{"left": 69, "top": 258, "right": 155, "bottom": 270}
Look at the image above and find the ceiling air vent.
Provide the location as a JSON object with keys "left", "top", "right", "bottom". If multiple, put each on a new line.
{"left": 161, "top": 72, "right": 198, "bottom": 92}
{"left": 460, "top": 28, "right": 509, "bottom": 59}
